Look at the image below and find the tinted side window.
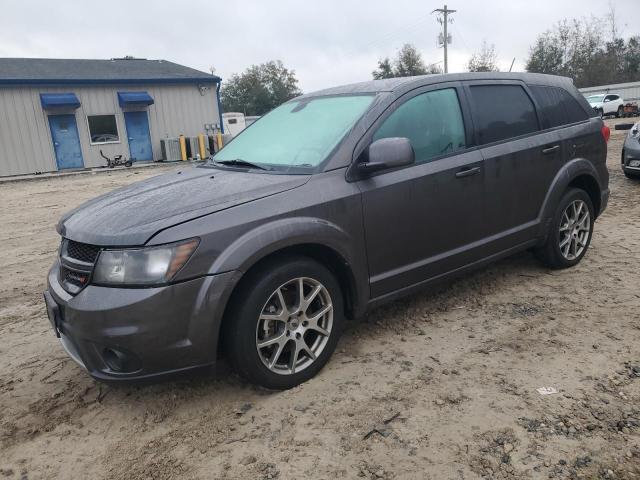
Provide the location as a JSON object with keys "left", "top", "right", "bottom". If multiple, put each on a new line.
{"left": 373, "top": 88, "right": 466, "bottom": 164}
{"left": 530, "top": 85, "right": 589, "bottom": 129}
{"left": 468, "top": 85, "right": 539, "bottom": 145}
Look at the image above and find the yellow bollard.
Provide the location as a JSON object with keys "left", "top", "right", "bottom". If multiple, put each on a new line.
{"left": 179, "top": 135, "right": 187, "bottom": 161}
{"left": 198, "top": 134, "right": 206, "bottom": 159}
{"left": 216, "top": 131, "right": 223, "bottom": 151}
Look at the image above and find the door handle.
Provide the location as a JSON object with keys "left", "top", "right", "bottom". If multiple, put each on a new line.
{"left": 129, "top": 137, "right": 134, "bottom": 141}
{"left": 542, "top": 145, "right": 560, "bottom": 155}
{"left": 455, "top": 166, "right": 481, "bottom": 178}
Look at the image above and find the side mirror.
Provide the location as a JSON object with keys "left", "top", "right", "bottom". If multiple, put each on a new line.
{"left": 358, "top": 137, "right": 415, "bottom": 174}
{"left": 604, "top": 98, "right": 610, "bottom": 103}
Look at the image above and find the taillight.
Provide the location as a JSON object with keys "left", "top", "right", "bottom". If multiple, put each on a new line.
{"left": 601, "top": 124, "right": 611, "bottom": 143}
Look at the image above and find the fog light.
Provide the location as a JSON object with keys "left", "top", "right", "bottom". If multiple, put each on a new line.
{"left": 103, "top": 347, "right": 141, "bottom": 373}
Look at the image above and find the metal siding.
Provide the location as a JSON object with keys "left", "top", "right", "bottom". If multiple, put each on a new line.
{"left": 580, "top": 82, "right": 640, "bottom": 102}
{"left": 0, "top": 83, "right": 219, "bottom": 176}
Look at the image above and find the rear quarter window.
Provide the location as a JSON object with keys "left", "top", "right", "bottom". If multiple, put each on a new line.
{"left": 530, "top": 85, "right": 589, "bottom": 129}
{"left": 468, "top": 85, "right": 539, "bottom": 145}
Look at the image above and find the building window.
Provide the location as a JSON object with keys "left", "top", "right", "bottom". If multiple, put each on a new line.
{"left": 87, "top": 115, "right": 119, "bottom": 144}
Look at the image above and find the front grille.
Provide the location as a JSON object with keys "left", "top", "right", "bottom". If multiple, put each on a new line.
{"left": 60, "top": 266, "right": 90, "bottom": 290}
{"left": 59, "top": 239, "right": 101, "bottom": 295}
{"left": 65, "top": 240, "right": 100, "bottom": 264}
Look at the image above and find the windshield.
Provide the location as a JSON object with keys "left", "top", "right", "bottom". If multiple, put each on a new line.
{"left": 212, "top": 94, "right": 375, "bottom": 172}
{"left": 586, "top": 94, "right": 605, "bottom": 104}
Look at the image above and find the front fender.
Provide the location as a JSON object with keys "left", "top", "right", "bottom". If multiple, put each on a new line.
{"left": 208, "top": 216, "right": 369, "bottom": 316}
{"left": 209, "top": 217, "right": 352, "bottom": 273}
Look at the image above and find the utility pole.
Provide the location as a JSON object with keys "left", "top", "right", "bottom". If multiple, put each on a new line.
{"left": 432, "top": 4, "right": 456, "bottom": 73}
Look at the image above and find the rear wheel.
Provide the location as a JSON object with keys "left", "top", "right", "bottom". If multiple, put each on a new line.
{"left": 536, "top": 188, "right": 594, "bottom": 269}
{"left": 225, "top": 256, "right": 344, "bottom": 389}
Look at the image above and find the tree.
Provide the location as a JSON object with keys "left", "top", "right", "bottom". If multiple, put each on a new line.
{"left": 525, "top": 16, "right": 640, "bottom": 87}
{"left": 372, "top": 43, "right": 441, "bottom": 79}
{"left": 372, "top": 58, "right": 394, "bottom": 80}
{"left": 467, "top": 41, "right": 499, "bottom": 72}
{"left": 220, "top": 60, "right": 302, "bottom": 116}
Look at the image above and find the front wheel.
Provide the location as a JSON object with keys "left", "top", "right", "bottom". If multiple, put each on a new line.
{"left": 617, "top": 106, "right": 624, "bottom": 118}
{"left": 536, "top": 188, "right": 594, "bottom": 269}
{"left": 225, "top": 256, "right": 344, "bottom": 389}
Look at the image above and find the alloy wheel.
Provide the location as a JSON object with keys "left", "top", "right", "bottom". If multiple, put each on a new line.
{"left": 256, "top": 277, "right": 333, "bottom": 375}
{"left": 559, "top": 199, "right": 591, "bottom": 261}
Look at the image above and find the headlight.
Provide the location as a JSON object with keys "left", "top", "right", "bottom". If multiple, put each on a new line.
{"left": 630, "top": 123, "right": 640, "bottom": 139}
{"left": 93, "top": 238, "right": 199, "bottom": 286}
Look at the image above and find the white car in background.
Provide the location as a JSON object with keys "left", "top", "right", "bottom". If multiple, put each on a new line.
{"left": 585, "top": 93, "right": 625, "bottom": 118}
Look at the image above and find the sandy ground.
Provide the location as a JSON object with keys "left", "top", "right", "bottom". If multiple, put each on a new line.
{"left": 1, "top": 119, "right": 639, "bottom": 480}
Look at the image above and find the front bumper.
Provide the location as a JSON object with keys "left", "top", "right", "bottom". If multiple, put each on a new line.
{"left": 45, "top": 260, "right": 240, "bottom": 382}
{"left": 622, "top": 139, "right": 640, "bottom": 174}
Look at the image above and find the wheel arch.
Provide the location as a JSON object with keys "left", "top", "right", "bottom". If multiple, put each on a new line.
{"left": 539, "top": 159, "right": 603, "bottom": 219}
{"left": 211, "top": 218, "right": 368, "bottom": 358}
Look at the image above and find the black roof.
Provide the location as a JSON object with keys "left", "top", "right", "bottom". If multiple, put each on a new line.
{"left": 0, "top": 58, "right": 220, "bottom": 86}
{"left": 301, "top": 72, "right": 574, "bottom": 98}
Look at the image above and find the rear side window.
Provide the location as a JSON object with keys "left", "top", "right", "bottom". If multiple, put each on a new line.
{"left": 468, "top": 85, "right": 539, "bottom": 145}
{"left": 373, "top": 88, "right": 466, "bottom": 164}
{"left": 530, "top": 86, "right": 589, "bottom": 129}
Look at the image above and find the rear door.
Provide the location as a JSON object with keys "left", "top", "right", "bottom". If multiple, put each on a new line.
{"left": 529, "top": 84, "right": 592, "bottom": 166}
{"left": 464, "top": 81, "right": 561, "bottom": 251}
{"left": 356, "top": 84, "right": 486, "bottom": 298}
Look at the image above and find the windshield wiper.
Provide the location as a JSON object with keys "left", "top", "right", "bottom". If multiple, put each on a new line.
{"left": 215, "top": 159, "right": 268, "bottom": 170}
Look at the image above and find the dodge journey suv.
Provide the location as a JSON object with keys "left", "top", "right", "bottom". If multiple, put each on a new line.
{"left": 44, "top": 73, "right": 610, "bottom": 389}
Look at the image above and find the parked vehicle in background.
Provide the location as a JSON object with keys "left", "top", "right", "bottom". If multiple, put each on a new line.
{"left": 222, "top": 112, "right": 247, "bottom": 137}
{"left": 622, "top": 101, "right": 640, "bottom": 118}
{"left": 245, "top": 115, "right": 261, "bottom": 127}
{"left": 44, "top": 73, "right": 609, "bottom": 390}
{"left": 622, "top": 121, "right": 640, "bottom": 178}
{"left": 585, "top": 93, "right": 625, "bottom": 118}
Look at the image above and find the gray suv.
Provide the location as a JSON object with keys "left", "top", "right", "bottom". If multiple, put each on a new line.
{"left": 44, "top": 73, "right": 610, "bottom": 389}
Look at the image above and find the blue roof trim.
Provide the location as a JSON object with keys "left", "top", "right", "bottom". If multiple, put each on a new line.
{"left": 40, "top": 93, "right": 81, "bottom": 109}
{"left": 0, "top": 76, "right": 220, "bottom": 86}
{"left": 118, "top": 91, "right": 154, "bottom": 107}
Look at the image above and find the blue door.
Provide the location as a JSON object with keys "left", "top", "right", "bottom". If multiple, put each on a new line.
{"left": 49, "top": 114, "right": 84, "bottom": 170}
{"left": 124, "top": 111, "right": 153, "bottom": 161}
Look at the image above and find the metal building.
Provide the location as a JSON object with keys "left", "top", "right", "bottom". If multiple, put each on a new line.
{"left": 579, "top": 81, "right": 640, "bottom": 102}
{"left": 0, "top": 58, "right": 223, "bottom": 177}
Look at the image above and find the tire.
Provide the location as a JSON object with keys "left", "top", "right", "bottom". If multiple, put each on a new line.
{"left": 125, "top": 161, "right": 133, "bottom": 167}
{"left": 598, "top": 109, "right": 604, "bottom": 119}
{"left": 617, "top": 106, "right": 624, "bottom": 118}
{"left": 225, "top": 255, "right": 344, "bottom": 390}
{"left": 536, "top": 188, "right": 594, "bottom": 269}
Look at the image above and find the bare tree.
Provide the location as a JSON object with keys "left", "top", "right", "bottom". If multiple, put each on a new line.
{"left": 467, "top": 41, "right": 499, "bottom": 72}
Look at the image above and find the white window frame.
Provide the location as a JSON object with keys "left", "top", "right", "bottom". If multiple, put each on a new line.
{"left": 86, "top": 113, "right": 121, "bottom": 145}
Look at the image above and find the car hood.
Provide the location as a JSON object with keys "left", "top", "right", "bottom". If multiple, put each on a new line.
{"left": 58, "top": 166, "right": 310, "bottom": 246}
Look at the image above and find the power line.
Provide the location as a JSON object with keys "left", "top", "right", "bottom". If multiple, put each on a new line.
{"left": 348, "top": 13, "right": 433, "bottom": 56}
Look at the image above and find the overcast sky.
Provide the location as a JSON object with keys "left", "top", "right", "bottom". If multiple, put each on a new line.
{"left": 0, "top": 0, "right": 637, "bottom": 92}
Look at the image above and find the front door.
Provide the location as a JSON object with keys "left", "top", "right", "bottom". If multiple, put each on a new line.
{"left": 124, "top": 111, "right": 152, "bottom": 161}
{"left": 48, "top": 114, "right": 84, "bottom": 170}
{"left": 357, "top": 86, "right": 487, "bottom": 298}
